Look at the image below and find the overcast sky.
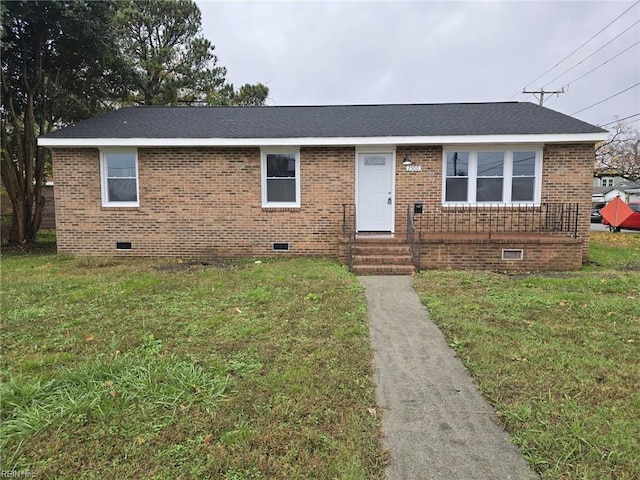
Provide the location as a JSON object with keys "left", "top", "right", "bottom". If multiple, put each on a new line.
{"left": 196, "top": 0, "right": 640, "bottom": 130}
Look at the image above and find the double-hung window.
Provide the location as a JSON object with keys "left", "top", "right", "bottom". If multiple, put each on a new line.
{"left": 101, "top": 150, "right": 139, "bottom": 207}
{"left": 261, "top": 149, "right": 300, "bottom": 207}
{"left": 511, "top": 151, "right": 536, "bottom": 201}
{"left": 445, "top": 151, "right": 469, "bottom": 202}
{"left": 476, "top": 152, "right": 504, "bottom": 202}
{"left": 443, "top": 148, "right": 541, "bottom": 204}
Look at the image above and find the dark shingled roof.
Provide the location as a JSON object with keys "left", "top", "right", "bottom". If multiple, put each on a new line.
{"left": 41, "top": 102, "right": 606, "bottom": 139}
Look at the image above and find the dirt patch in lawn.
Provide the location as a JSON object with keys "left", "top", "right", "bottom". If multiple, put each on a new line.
{"left": 153, "top": 258, "right": 257, "bottom": 272}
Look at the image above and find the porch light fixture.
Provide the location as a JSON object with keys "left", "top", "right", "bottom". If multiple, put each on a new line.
{"left": 402, "top": 155, "right": 412, "bottom": 165}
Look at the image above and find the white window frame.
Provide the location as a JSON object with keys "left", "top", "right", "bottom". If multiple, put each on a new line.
{"left": 100, "top": 148, "right": 140, "bottom": 207}
{"left": 261, "top": 147, "right": 301, "bottom": 208}
{"left": 442, "top": 146, "right": 543, "bottom": 205}
{"left": 476, "top": 151, "right": 505, "bottom": 203}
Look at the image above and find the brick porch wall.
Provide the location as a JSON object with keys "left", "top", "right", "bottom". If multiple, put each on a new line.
{"left": 418, "top": 235, "right": 583, "bottom": 271}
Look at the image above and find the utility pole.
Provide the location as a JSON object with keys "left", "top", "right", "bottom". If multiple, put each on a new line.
{"left": 522, "top": 87, "right": 565, "bottom": 105}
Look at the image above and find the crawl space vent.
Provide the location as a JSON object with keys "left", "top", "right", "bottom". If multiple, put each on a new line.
{"left": 272, "top": 242, "right": 290, "bottom": 251}
{"left": 502, "top": 249, "right": 523, "bottom": 260}
{"left": 116, "top": 242, "right": 132, "bottom": 250}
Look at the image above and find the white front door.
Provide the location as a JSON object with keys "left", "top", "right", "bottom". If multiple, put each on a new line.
{"left": 357, "top": 152, "right": 394, "bottom": 231}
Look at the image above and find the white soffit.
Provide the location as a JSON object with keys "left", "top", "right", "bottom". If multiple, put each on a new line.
{"left": 38, "top": 132, "right": 608, "bottom": 148}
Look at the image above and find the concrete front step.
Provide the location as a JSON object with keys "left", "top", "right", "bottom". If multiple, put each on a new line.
{"left": 353, "top": 245, "right": 411, "bottom": 256}
{"left": 352, "top": 264, "right": 416, "bottom": 275}
{"left": 353, "top": 254, "right": 414, "bottom": 265}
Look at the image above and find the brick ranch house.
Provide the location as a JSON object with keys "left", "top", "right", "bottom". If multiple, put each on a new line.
{"left": 38, "top": 102, "right": 607, "bottom": 274}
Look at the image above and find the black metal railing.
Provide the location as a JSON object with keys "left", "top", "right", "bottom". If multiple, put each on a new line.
{"left": 342, "top": 203, "right": 356, "bottom": 269}
{"left": 410, "top": 203, "right": 580, "bottom": 238}
{"left": 406, "top": 205, "right": 423, "bottom": 272}
{"left": 342, "top": 202, "right": 579, "bottom": 272}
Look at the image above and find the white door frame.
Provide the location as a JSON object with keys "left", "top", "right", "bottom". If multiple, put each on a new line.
{"left": 355, "top": 147, "right": 396, "bottom": 232}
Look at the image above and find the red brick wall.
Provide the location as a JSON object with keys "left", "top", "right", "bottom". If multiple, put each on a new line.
{"left": 395, "top": 145, "right": 443, "bottom": 233}
{"left": 52, "top": 143, "right": 595, "bottom": 267}
{"left": 419, "top": 236, "right": 583, "bottom": 271}
{"left": 540, "top": 144, "right": 595, "bottom": 261}
{"left": 52, "top": 147, "right": 354, "bottom": 257}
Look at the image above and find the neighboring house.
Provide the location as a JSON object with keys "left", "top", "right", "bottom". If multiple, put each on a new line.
{"left": 593, "top": 175, "right": 626, "bottom": 188}
{"left": 38, "top": 102, "right": 607, "bottom": 273}
{"left": 592, "top": 186, "right": 609, "bottom": 206}
{"left": 593, "top": 180, "right": 640, "bottom": 205}
{"left": 1, "top": 182, "right": 56, "bottom": 232}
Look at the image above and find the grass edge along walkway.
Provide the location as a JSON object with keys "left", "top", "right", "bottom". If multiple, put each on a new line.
{"left": 414, "top": 231, "right": 640, "bottom": 480}
{"left": 1, "top": 256, "right": 386, "bottom": 479}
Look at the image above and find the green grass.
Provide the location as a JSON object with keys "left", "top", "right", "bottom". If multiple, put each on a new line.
{"left": 1, "top": 255, "right": 385, "bottom": 479}
{"left": 4, "top": 229, "right": 637, "bottom": 479}
{"left": 414, "top": 231, "right": 640, "bottom": 480}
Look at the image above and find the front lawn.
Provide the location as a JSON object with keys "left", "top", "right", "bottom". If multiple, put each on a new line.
{"left": 415, "top": 231, "right": 640, "bottom": 479}
{"left": 3, "top": 231, "right": 638, "bottom": 479}
{"left": 1, "top": 255, "right": 385, "bottom": 479}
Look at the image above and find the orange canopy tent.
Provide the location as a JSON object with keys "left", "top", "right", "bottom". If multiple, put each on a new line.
{"left": 600, "top": 197, "right": 634, "bottom": 228}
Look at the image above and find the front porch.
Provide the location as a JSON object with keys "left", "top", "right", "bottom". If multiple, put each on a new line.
{"left": 340, "top": 203, "right": 584, "bottom": 274}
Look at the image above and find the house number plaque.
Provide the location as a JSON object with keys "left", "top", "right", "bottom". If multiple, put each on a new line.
{"left": 405, "top": 165, "right": 422, "bottom": 172}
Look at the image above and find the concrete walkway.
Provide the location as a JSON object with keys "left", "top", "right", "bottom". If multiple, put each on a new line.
{"left": 360, "top": 276, "right": 538, "bottom": 480}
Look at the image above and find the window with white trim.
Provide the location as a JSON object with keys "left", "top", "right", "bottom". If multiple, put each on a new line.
{"left": 443, "top": 148, "right": 541, "bottom": 204}
{"left": 261, "top": 149, "right": 300, "bottom": 207}
{"left": 601, "top": 177, "right": 615, "bottom": 187}
{"left": 101, "top": 150, "right": 139, "bottom": 207}
{"left": 445, "top": 151, "right": 469, "bottom": 202}
{"left": 476, "top": 151, "right": 504, "bottom": 202}
{"left": 511, "top": 151, "right": 537, "bottom": 201}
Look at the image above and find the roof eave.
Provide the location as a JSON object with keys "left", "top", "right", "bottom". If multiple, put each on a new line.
{"left": 38, "top": 132, "right": 608, "bottom": 148}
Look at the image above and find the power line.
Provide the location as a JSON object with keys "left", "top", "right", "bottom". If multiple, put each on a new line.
{"left": 542, "top": 20, "right": 640, "bottom": 88}
{"left": 508, "top": 0, "right": 640, "bottom": 100}
{"left": 561, "top": 41, "right": 639, "bottom": 89}
{"left": 543, "top": 93, "right": 561, "bottom": 109}
{"left": 571, "top": 82, "right": 640, "bottom": 115}
{"left": 540, "top": 40, "right": 639, "bottom": 109}
{"left": 532, "top": 1, "right": 639, "bottom": 84}
{"left": 599, "top": 113, "right": 640, "bottom": 127}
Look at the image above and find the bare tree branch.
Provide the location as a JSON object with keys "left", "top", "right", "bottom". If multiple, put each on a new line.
{"left": 595, "top": 121, "right": 640, "bottom": 182}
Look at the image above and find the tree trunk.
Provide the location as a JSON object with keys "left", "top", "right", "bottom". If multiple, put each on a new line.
{"left": 1, "top": 74, "right": 46, "bottom": 245}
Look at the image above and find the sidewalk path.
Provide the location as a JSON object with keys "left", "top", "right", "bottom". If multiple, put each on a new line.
{"left": 360, "top": 276, "right": 538, "bottom": 480}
